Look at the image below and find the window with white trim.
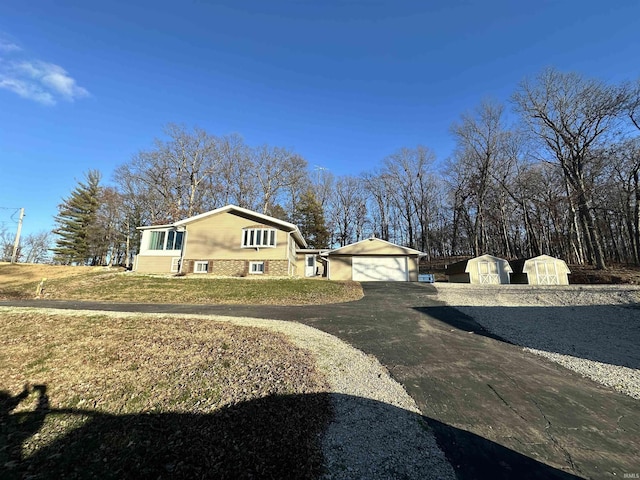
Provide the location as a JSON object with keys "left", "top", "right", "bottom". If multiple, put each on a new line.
{"left": 167, "top": 230, "right": 184, "bottom": 250}
{"left": 149, "top": 231, "right": 166, "bottom": 250}
{"left": 249, "top": 261, "right": 265, "bottom": 274}
{"left": 171, "top": 257, "right": 180, "bottom": 273}
{"left": 148, "top": 230, "right": 184, "bottom": 251}
{"left": 194, "top": 261, "right": 208, "bottom": 273}
{"left": 242, "top": 228, "right": 276, "bottom": 248}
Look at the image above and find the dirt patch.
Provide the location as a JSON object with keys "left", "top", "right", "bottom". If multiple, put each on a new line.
{"left": 568, "top": 264, "right": 640, "bottom": 284}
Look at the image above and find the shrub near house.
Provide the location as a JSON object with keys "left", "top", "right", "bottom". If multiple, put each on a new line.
{"left": 134, "top": 205, "right": 306, "bottom": 277}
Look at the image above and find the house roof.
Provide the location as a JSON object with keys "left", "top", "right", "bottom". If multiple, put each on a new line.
{"left": 137, "top": 204, "right": 307, "bottom": 247}
{"left": 323, "top": 237, "right": 425, "bottom": 256}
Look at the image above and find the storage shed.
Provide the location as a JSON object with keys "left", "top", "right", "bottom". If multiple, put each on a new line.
{"left": 324, "top": 238, "right": 423, "bottom": 281}
{"left": 510, "top": 255, "right": 571, "bottom": 285}
{"left": 445, "top": 254, "right": 512, "bottom": 284}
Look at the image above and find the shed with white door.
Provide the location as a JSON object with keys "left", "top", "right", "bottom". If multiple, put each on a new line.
{"left": 510, "top": 255, "right": 571, "bottom": 285}
{"left": 324, "top": 238, "right": 423, "bottom": 281}
{"left": 445, "top": 254, "right": 512, "bottom": 284}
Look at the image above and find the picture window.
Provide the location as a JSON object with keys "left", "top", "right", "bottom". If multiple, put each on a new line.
{"left": 242, "top": 228, "right": 276, "bottom": 248}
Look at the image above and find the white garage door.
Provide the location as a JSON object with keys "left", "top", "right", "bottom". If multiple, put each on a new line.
{"left": 352, "top": 256, "right": 408, "bottom": 281}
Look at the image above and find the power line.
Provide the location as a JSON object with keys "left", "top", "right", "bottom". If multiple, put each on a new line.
{"left": 0, "top": 207, "right": 22, "bottom": 224}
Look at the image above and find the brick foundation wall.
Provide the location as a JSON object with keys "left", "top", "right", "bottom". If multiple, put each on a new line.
{"left": 183, "top": 259, "right": 290, "bottom": 276}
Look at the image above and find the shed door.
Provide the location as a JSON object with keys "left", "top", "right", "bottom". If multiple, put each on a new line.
{"left": 352, "top": 257, "right": 408, "bottom": 281}
{"left": 534, "top": 260, "right": 558, "bottom": 285}
{"left": 477, "top": 261, "right": 500, "bottom": 284}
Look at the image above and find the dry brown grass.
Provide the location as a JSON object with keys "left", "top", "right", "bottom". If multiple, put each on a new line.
{"left": 0, "top": 263, "right": 363, "bottom": 305}
{"left": 0, "top": 311, "right": 331, "bottom": 478}
{"left": 0, "top": 262, "right": 105, "bottom": 298}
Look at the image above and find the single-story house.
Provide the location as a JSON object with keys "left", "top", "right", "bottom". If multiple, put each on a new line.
{"left": 510, "top": 254, "right": 571, "bottom": 285}
{"left": 323, "top": 237, "right": 424, "bottom": 281}
{"left": 445, "top": 254, "right": 512, "bottom": 284}
{"left": 134, "top": 204, "right": 307, "bottom": 276}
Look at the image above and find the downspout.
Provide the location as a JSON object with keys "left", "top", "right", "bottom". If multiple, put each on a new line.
{"left": 178, "top": 227, "right": 187, "bottom": 274}
{"left": 288, "top": 231, "right": 293, "bottom": 276}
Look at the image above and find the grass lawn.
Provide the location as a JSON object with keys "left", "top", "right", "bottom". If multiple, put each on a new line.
{"left": 0, "top": 311, "right": 332, "bottom": 479}
{"left": 0, "top": 263, "right": 363, "bottom": 305}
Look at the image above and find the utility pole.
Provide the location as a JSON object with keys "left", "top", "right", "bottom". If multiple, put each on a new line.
{"left": 11, "top": 208, "right": 24, "bottom": 263}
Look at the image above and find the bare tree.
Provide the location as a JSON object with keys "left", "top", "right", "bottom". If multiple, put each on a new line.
{"left": 0, "top": 226, "right": 15, "bottom": 261}
{"left": 330, "top": 176, "right": 365, "bottom": 247}
{"left": 604, "top": 138, "right": 640, "bottom": 263}
{"left": 514, "top": 68, "right": 630, "bottom": 269}
{"left": 627, "top": 78, "right": 640, "bottom": 131}
{"left": 450, "top": 100, "right": 509, "bottom": 256}
{"left": 362, "top": 171, "right": 392, "bottom": 241}
{"left": 115, "top": 124, "right": 220, "bottom": 224}
{"left": 22, "top": 231, "right": 53, "bottom": 263}
{"left": 380, "top": 146, "right": 438, "bottom": 250}
{"left": 254, "top": 145, "right": 308, "bottom": 215}
{"left": 215, "top": 134, "right": 255, "bottom": 209}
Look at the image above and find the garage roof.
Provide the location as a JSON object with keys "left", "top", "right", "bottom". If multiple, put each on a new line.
{"left": 324, "top": 237, "right": 424, "bottom": 256}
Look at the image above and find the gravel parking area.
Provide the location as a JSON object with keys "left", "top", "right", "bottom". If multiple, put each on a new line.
{"left": 435, "top": 283, "right": 640, "bottom": 399}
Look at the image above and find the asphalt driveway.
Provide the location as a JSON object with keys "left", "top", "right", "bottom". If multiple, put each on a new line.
{"left": 2, "top": 283, "right": 638, "bottom": 479}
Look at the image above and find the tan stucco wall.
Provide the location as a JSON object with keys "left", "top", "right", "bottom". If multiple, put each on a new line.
{"left": 408, "top": 257, "right": 419, "bottom": 281}
{"left": 134, "top": 255, "right": 177, "bottom": 274}
{"left": 296, "top": 256, "right": 306, "bottom": 276}
{"left": 328, "top": 256, "right": 352, "bottom": 281}
{"left": 184, "top": 211, "right": 291, "bottom": 261}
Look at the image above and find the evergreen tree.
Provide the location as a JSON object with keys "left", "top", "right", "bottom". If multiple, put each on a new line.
{"left": 52, "top": 170, "right": 102, "bottom": 265}
{"left": 292, "top": 188, "right": 330, "bottom": 248}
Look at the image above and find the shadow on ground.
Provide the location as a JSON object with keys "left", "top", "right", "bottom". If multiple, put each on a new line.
{"left": 419, "top": 304, "right": 640, "bottom": 369}
{"left": 0, "top": 386, "right": 583, "bottom": 480}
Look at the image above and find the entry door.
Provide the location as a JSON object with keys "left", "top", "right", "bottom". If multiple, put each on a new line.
{"left": 534, "top": 260, "right": 558, "bottom": 285}
{"left": 305, "top": 255, "right": 316, "bottom": 277}
{"left": 477, "top": 261, "right": 500, "bottom": 284}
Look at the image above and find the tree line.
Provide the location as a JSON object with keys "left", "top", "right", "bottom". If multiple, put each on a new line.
{"left": 47, "top": 67, "right": 640, "bottom": 269}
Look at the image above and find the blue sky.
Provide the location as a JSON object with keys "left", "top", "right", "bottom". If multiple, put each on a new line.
{"left": 1, "top": 0, "right": 639, "bottom": 238}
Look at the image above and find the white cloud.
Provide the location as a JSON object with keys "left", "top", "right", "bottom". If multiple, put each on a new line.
{"left": 0, "top": 36, "right": 89, "bottom": 106}
{"left": 0, "top": 40, "right": 21, "bottom": 53}
{"left": 0, "top": 75, "right": 55, "bottom": 105}
{"left": 0, "top": 60, "right": 89, "bottom": 105}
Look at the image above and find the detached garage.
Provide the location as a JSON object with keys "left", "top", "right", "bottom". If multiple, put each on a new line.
{"left": 446, "top": 254, "right": 512, "bottom": 284}
{"left": 510, "top": 255, "right": 571, "bottom": 285}
{"left": 324, "top": 238, "right": 423, "bottom": 281}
